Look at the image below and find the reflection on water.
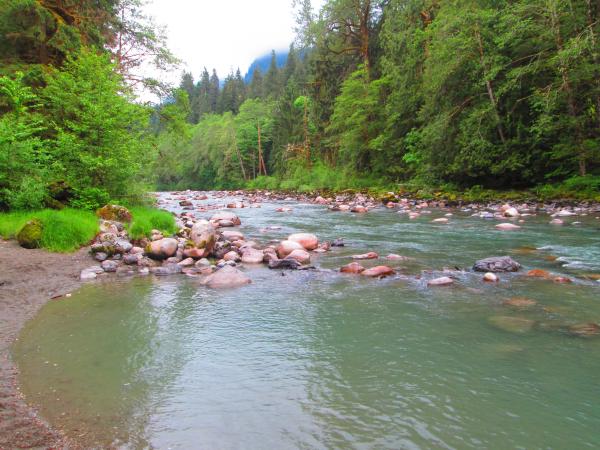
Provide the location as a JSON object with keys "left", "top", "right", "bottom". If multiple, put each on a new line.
{"left": 13, "top": 196, "right": 600, "bottom": 449}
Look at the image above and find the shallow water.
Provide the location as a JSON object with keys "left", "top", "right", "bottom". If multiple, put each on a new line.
{"left": 13, "top": 194, "right": 600, "bottom": 449}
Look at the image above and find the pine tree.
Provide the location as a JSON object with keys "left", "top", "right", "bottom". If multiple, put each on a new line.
{"left": 264, "top": 50, "right": 281, "bottom": 98}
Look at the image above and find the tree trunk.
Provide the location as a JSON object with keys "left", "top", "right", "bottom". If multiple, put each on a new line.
{"left": 474, "top": 25, "right": 506, "bottom": 145}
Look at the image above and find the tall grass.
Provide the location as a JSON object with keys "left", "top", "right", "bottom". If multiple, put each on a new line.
{"left": 127, "top": 206, "right": 177, "bottom": 239}
{"left": 0, "top": 209, "right": 99, "bottom": 252}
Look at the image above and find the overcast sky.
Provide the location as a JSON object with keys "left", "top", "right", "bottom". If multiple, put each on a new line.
{"left": 145, "top": 0, "right": 325, "bottom": 82}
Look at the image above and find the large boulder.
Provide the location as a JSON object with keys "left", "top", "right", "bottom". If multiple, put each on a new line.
{"left": 97, "top": 204, "right": 132, "bottom": 223}
{"left": 221, "top": 230, "right": 245, "bottom": 241}
{"left": 277, "top": 240, "right": 305, "bottom": 258}
{"left": 202, "top": 265, "right": 251, "bottom": 288}
{"left": 145, "top": 238, "right": 179, "bottom": 260}
{"left": 210, "top": 212, "right": 241, "bottom": 226}
{"left": 285, "top": 249, "right": 311, "bottom": 264}
{"left": 190, "top": 220, "right": 216, "bottom": 255}
{"left": 269, "top": 259, "right": 302, "bottom": 270}
{"left": 340, "top": 262, "right": 365, "bottom": 274}
{"left": 362, "top": 266, "right": 395, "bottom": 278}
{"left": 17, "top": 219, "right": 43, "bottom": 249}
{"left": 241, "top": 248, "right": 265, "bottom": 264}
{"left": 288, "top": 233, "right": 318, "bottom": 251}
{"left": 473, "top": 256, "right": 521, "bottom": 273}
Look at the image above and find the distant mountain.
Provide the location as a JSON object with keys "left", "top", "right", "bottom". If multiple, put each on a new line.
{"left": 244, "top": 50, "right": 289, "bottom": 84}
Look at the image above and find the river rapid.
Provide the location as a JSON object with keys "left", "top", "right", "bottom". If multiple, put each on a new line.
{"left": 12, "top": 192, "right": 600, "bottom": 449}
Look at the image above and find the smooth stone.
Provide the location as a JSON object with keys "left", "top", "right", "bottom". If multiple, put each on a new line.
{"left": 210, "top": 212, "right": 241, "bottom": 225}
{"left": 101, "top": 260, "right": 119, "bottom": 273}
{"left": 268, "top": 259, "right": 302, "bottom": 270}
{"left": 223, "top": 251, "right": 241, "bottom": 262}
{"left": 285, "top": 249, "right": 311, "bottom": 264}
{"left": 123, "top": 253, "right": 141, "bottom": 265}
{"left": 386, "top": 254, "right": 408, "bottom": 261}
{"left": 352, "top": 252, "right": 379, "bottom": 260}
{"left": 177, "top": 257, "right": 195, "bottom": 267}
{"left": 277, "top": 240, "right": 305, "bottom": 258}
{"left": 152, "top": 264, "right": 183, "bottom": 276}
{"left": 190, "top": 221, "right": 217, "bottom": 252}
{"left": 146, "top": 238, "right": 178, "bottom": 260}
{"left": 428, "top": 276, "right": 454, "bottom": 286}
{"left": 473, "top": 256, "right": 521, "bottom": 273}
{"left": 221, "top": 230, "right": 245, "bottom": 241}
{"left": 115, "top": 239, "right": 133, "bottom": 254}
{"left": 432, "top": 218, "right": 449, "bottom": 223}
{"left": 202, "top": 265, "right": 251, "bottom": 288}
{"left": 483, "top": 272, "right": 499, "bottom": 282}
{"left": 340, "top": 262, "right": 365, "bottom": 274}
{"left": 288, "top": 233, "right": 319, "bottom": 251}
{"left": 495, "top": 223, "right": 521, "bottom": 231}
{"left": 241, "top": 248, "right": 265, "bottom": 264}
{"left": 80, "top": 270, "right": 97, "bottom": 281}
{"left": 94, "top": 252, "right": 108, "bottom": 262}
{"left": 362, "top": 266, "right": 395, "bottom": 278}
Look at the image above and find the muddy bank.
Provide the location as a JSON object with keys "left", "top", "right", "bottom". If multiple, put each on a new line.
{"left": 0, "top": 239, "right": 89, "bottom": 449}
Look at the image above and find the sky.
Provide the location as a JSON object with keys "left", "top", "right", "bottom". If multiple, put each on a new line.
{"left": 145, "top": 0, "right": 325, "bottom": 83}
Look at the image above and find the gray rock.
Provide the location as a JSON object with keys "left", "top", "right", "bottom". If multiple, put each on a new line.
{"left": 201, "top": 265, "right": 251, "bottom": 288}
{"left": 152, "top": 264, "right": 183, "bottom": 276}
{"left": 268, "top": 259, "right": 302, "bottom": 270}
{"left": 94, "top": 252, "right": 108, "bottom": 262}
{"left": 473, "top": 256, "right": 521, "bottom": 273}
{"left": 115, "top": 239, "right": 133, "bottom": 253}
{"left": 101, "top": 260, "right": 119, "bottom": 273}
{"left": 123, "top": 253, "right": 141, "bottom": 265}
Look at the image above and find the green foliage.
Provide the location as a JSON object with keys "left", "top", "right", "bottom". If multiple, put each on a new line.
{"left": 69, "top": 188, "right": 111, "bottom": 211}
{"left": 127, "top": 206, "right": 177, "bottom": 239}
{"left": 0, "top": 209, "right": 99, "bottom": 252}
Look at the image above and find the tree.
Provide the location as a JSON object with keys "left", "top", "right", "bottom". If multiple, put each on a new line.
{"left": 249, "top": 67, "right": 264, "bottom": 99}
{"left": 264, "top": 50, "right": 281, "bottom": 98}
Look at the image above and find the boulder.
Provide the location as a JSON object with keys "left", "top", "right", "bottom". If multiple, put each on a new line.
{"left": 432, "top": 218, "right": 449, "bottom": 224}
{"left": 473, "top": 256, "right": 521, "bottom": 273}
{"left": 241, "top": 248, "right": 265, "bottom": 264}
{"left": 277, "top": 240, "right": 305, "bottom": 258}
{"left": 503, "top": 207, "right": 520, "bottom": 217}
{"left": 152, "top": 263, "right": 183, "bottom": 276}
{"left": 17, "top": 219, "right": 43, "bottom": 249}
{"left": 331, "top": 238, "right": 345, "bottom": 247}
{"left": 94, "top": 252, "right": 108, "bottom": 262}
{"left": 483, "top": 272, "right": 499, "bottom": 282}
{"left": 340, "top": 262, "right": 365, "bottom": 274}
{"left": 101, "top": 260, "right": 119, "bottom": 273}
{"left": 96, "top": 204, "right": 132, "bottom": 223}
{"left": 80, "top": 270, "right": 97, "bottom": 281}
{"left": 223, "top": 251, "right": 241, "bottom": 262}
{"left": 190, "top": 221, "right": 217, "bottom": 254}
{"left": 123, "top": 253, "right": 141, "bottom": 265}
{"left": 210, "top": 212, "right": 241, "bottom": 226}
{"left": 221, "top": 230, "right": 245, "bottom": 241}
{"left": 115, "top": 239, "right": 133, "bottom": 254}
{"left": 288, "top": 233, "right": 319, "bottom": 251}
{"left": 495, "top": 223, "right": 521, "bottom": 231}
{"left": 285, "top": 249, "right": 311, "bottom": 264}
{"left": 177, "top": 257, "right": 196, "bottom": 267}
{"left": 202, "top": 265, "right": 251, "bottom": 288}
{"left": 386, "top": 254, "right": 408, "bottom": 261}
{"left": 362, "top": 266, "right": 395, "bottom": 278}
{"left": 428, "top": 277, "right": 454, "bottom": 286}
{"left": 268, "top": 259, "right": 302, "bottom": 270}
{"left": 145, "top": 238, "right": 179, "bottom": 260}
{"left": 351, "top": 252, "right": 378, "bottom": 260}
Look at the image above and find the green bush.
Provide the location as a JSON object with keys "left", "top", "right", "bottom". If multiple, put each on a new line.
{"left": 128, "top": 206, "right": 177, "bottom": 239}
{"left": 0, "top": 209, "right": 99, "bottom": 252}
{"left": 70, "top": 187, "right": 111, "bottom": 211}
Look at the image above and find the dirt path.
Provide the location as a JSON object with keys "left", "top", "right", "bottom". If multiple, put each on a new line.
{"left": 0, "top": 239, "right": 91, "bottom": 449}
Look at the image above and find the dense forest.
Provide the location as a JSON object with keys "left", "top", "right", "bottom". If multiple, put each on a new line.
{"left": 1, "top": 0, "right": 600, "bottom": 212}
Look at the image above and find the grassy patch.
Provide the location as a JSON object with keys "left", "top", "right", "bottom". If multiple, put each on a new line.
{"left": 0, "top": 209, "right": 99, "bottom": 252}
{"left": 128, "top": 206, "right": 177, "bottom": 239}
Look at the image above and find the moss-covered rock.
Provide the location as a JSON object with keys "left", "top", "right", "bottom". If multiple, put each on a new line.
{"left": 96, "top": 204, "right": 132, "bottom": 223}
{"left": 17, "top": 219, "right": 43, "bottom": 249}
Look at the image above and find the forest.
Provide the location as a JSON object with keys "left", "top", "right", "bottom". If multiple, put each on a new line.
{"left": 1, "top": 0, "right": 600, "bottom": 212}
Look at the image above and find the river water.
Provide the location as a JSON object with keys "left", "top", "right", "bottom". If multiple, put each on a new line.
{"left": 13, "top": 193, "right": 600, "bottom": 449}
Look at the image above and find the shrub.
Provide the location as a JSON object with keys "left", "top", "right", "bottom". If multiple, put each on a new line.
{"left": 70, "top": 187, "right": 110, "bottom": 211}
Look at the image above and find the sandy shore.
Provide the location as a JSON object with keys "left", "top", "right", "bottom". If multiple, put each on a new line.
{"left": 0, "top": 239, "right": 91, "bottom": 449}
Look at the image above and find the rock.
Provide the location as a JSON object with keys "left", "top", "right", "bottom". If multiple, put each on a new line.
{"left": 554, "top": 276, "right": 572, "bottom": 283}
{"left": 202, "top": 265, "right": 251, "bottom": 288}
{"left": 504, "top": 207, "right": 520, "bottom": 217}
{"left": 288, "top": 233, "right": 319, "bottom": 250}
{"left": 179, "top": 200, "right": 193, "bottom": 207}
{"left": 96, "top": 204, "right": 132, "bottom": 223}
{"left": 556, "top": 210, "right": 577, "bottom": 217}
{"left": 241, "top": 248, "right": 265, "bottom": 264}
{"left": 94, "top": 252, "right": 108, "bottom": 262}
{"left": 432, "top": 218, "right": 449, "bottom": 224}
{"left": 80, "top": 270, "right": 97, "bottom": 281}
{"left": 152, "top": 263, "right": 183, "bottom": 276}
{"left": 101, "top": 260, "right": 119, "bottom": 273}
{"left": 351, "top": 205, "right": 367, "bottom": 213}
{"left": 195, "top": 258, "right": 211, "bottom": 268}
{"left": 17, "top": 219, "right": 43, "bottom": 249}
{"left": 527, "top": 269, "right": 551, "bottom": 279}
{"left": 351, "top": 252, "right": 378, "bottom": 260}
{"left": 210, "top": 212, "right": 241, "bottom": 226}
{"left": 115, "top": 239, "right": 133, "bottom": 254}
{"left": 473, "top": 256, "right": 521, "bottom": 273}
{"left": 550, "top": 219, "right": 564, "bottom": 225}
{"left": 91, "top": 242, "right": 115, "bottom": 255}
{"left": 221, "top": 230, "right": 245, "bottom": 241}
{"left": 568, "top": 323, "right": 600, "bottom": 338}
{"left": 483, "top": 272, "right": 499, "bottom": 282}
{"left": 190, "top": 221, "right": 217, "bottom": 254}
{"left": 503, "top": 297, "right": 537, "bottom": 308}
{"left": 123, "top": 253, "right": 141, "bottom": 265}
{"left": 386, "top": 254, "right": 408, "bottom": 261}
{"left": 331, "top": 238, "right": 345, "bottom": 247}
{"left": 488, "top": 316, "right": 535, "bottom": 334}
{"left": 263, "top": 247, "right": 278, "bottom": 262}
{"left": 285, "top": 249, "right": 311, "bottom": 264}
{"left": 131, "top": 246, "right": 144, "bottom": 254}
{"left": 427, "top": 277, "right": 454, "bottom": 286}
{"left": 495, "top": 223, "right": 521, "bottom": 231}
{"left": 277, "top": 240, "right": 305, "bottom": 258}
{"left": 146, "top": 238, "right": 179, "bottom": 260}
{"left": 362, "top": 266, "right": 395, "bottom": 278}
{"left": 340, "top": 262, "right": 365, "bottom": 274}
{"left": 223, "top": 251, "right": 241, "bottom": 262}
{"left": 177, "top": 257, "right": 195, "bottom": 267}
{"left": 268, "top": 259, "right": 302, "bottom": 270}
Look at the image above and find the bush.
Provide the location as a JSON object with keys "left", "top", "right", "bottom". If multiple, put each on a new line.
{"left": 128, "top": 206, "right": 177, "bottom": 239}
{"left": 0, "top": 209, "right": 99, "bottom": 252}
{"left": 70, "top": 187, "right": 110, "bottom": 211}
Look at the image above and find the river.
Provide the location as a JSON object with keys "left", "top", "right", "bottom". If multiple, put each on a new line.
{"left": 12, "top": 192, "right": 600, "bottom": 449}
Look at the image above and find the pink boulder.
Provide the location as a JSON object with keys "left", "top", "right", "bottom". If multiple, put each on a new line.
{"left": 288, "top": 233, "right": 319, "bottom": 251}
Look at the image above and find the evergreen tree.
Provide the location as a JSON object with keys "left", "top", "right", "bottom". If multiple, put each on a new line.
{"left": 264, "top": 50, "right": 281, "bottom": 98}
{"left": 208, "top": 69, "right": 220, "bottom": 113}
{"left": 249, "top": 67, "right": 264, "bottom": 99}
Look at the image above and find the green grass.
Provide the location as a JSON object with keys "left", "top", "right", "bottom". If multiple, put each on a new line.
{"left": 0, "top": 208, "right": 99, "bottom": 252}
{"left": 127, "top": 206, "right": 177, "bottom": 239}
